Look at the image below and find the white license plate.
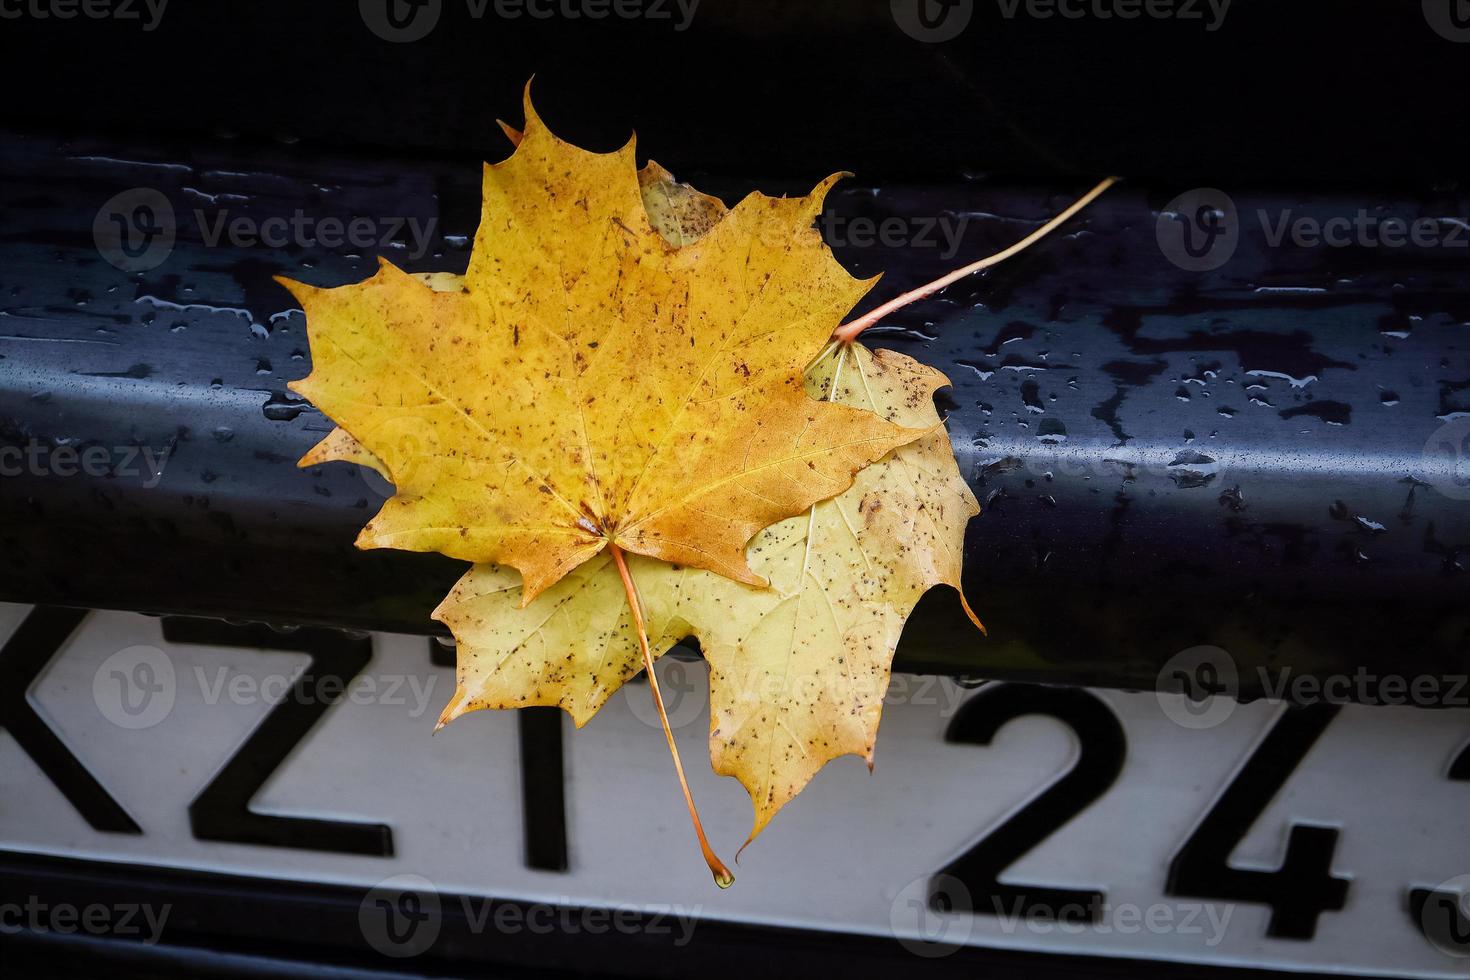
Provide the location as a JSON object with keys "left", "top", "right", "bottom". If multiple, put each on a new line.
{"left": 3, "top": 601, "right": 1469, "bottom": 976}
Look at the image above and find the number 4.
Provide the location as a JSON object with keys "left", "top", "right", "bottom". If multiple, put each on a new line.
{"left": 1167, "top": 703, "right": 1349, "bottom": 940}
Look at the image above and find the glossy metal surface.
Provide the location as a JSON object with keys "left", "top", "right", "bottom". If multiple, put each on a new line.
{"left": 1, "top": 131, "right": 1467, "bottom": 697}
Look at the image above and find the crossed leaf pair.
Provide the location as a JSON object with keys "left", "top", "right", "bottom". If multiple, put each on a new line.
{"left": 282, "top": 92, "right": 979, "bottom": 881}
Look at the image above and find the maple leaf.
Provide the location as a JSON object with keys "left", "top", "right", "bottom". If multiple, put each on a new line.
{"left": 280, "top": 92, "right": 922, "bottom": 606}
{"left": 288, "top": 87, "right": 1116, "bottom": 884}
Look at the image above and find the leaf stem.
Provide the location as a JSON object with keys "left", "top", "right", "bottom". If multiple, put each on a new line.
{"left": 831, "top": 176, "right": 1119, "bottom": 345}
{"left": 608, "top": 541, "right": 734, "bottom": 888}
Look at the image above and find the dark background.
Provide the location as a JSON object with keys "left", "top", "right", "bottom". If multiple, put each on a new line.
{"left": 2, "top": 0, "right": 1466, "bottom": 185}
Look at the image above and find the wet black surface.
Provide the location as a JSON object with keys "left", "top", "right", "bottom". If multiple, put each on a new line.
{"left": 1, "top": 130, "right": 1468, "bottom": 698}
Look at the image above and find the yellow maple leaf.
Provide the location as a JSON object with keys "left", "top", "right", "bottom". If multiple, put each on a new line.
{"left": 280, "top": 91, "right": 921, "bottom": 605}
{"left": 287, "top": 87, "right": 1115, "bottom": 884}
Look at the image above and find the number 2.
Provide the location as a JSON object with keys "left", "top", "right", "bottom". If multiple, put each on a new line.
{"left": 931, "top": 684, "right": 1126, "bottom": 921}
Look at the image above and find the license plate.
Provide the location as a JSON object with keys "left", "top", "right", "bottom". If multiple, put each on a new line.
{"left": 3, "top": 600, "right": 1468, "bottom": 976}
